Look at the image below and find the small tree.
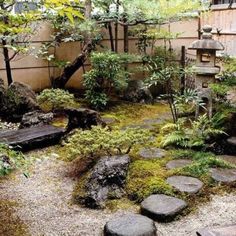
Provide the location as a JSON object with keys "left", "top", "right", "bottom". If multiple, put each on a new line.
{"left": 0, "top": 0, "right": 41, "bottom": 86}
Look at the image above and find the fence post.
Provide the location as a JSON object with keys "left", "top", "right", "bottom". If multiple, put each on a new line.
{"left": 180, "top": 45, "right": 186, "bottom": 94}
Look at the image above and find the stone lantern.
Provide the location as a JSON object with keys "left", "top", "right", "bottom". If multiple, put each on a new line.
{"left": 189, "top": 25, "right": 224, "bottom": 118}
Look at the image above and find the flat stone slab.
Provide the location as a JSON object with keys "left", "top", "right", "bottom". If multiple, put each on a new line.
{"left": 121, "top": 124, "right": 154, "bottom": 131}
{"left": 101, "top": 117, "right": 116, "bottom": 125}
{"left": 166, "top": 159, "right": 193, "bottom": 170}
{"left": 141, "top": 194, "right": 187, "bottom": 222}
{"left": 227, "top": 137, "right": 236, "bottom": 146}
{"left": 104, "top": 214, "right": 157, "bottom": 236}
{"left": 216, "top": 155, "right": 236, "bottom": 165}
{"left": 197, "top": 224, "right": 236, "bottom": 236}
{"left": 166, "top": 176, "right": 203, "bottom": 194}
{"left": 210, "top": 168, "right": 236, "bottom": 183}
{"left": 143, "top": 118, "right": 164, "bottom": 125}
{"left": 0, "top": 125, "right": 65, "bottom": 150}
{"left": 139, "top": 147, "right": 166, "bottom": 159}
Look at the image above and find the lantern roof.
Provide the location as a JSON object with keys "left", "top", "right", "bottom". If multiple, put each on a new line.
{"left": 189, "top": 25, "right": 224, "bottom": 51}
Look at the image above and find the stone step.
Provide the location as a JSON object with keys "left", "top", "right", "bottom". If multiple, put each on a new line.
{"left": 210, "top": 168, "right": 236, "bottom": 183}
{"left": 139, "top": 147, "right": 166, "bottom": 159}
{"left": 166, "top": 176, "right": 203, "bottom": 194}
{"left": 104, "top": 214, "right": 157, "bottom": 236}
{"left": 140, "top": 194, "right": 187, "bottom": 222}
{"left": 166, "top": 159, "right": 193, "bottom": 170}
{"left": 227, "top": 137, "right": 236, "bottom": 147}
{"left": 216, "top": 155, "right": 236, "bottom": 165}
{"left": 0, "top": 125, "right": 65, "bottom": 150}
{"left": 196, "top": 224, "right": 236, "bottom": 236}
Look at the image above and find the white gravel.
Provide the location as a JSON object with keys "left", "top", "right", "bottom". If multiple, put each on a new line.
{"left": 0, "top": 150, "right": 236, "bottom": 236}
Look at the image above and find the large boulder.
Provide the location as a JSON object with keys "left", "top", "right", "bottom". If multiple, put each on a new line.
{"left": 19, "top": 111, "right": 54, "bottom": 129}
{"left": 123, "top": 80, "right": 153, "bottom": 104}
{"left": 76, "top": 155, "right": 130, "bottom": 209}
{"left": 1, "top": 82, "right": 39, "bottom": 122}
{"left": 63, "top": 108, "right": 105, "bottom": 132}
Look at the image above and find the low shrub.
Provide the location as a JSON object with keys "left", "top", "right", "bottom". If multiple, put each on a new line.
{"left": 37, "top": 89, "right": 76, "bottom": 111}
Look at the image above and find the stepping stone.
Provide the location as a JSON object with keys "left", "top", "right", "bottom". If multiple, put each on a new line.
{"left": 166, "top": 176, "right": 203, "bottom": 194}
{"left": 101, "top": 117, "right": 116, "bottom": 125}
{"left": 139, "top": 147, "right": 166, "bottom": 159}
{"left": 197, "top": 224, "right": 236, "bottom": 236}
{"left": 0, "top": 125, "right": 65, "bottom": 151}
{"left": 121, "top": 124, "right": 154, "bottom": 131}
{"left": 140, "top": 194, "right": 187, "bottom": 222}
{"left": 210, "top": 168, "right": 236, "bottom": 183}
{"left": 166, "top": 159, "right": 193, "bottom": 170}
{"left": 227, "top": 137, "right": 236, "bottom": 147}
{"left": 143, "top": 118, "right": 164, "bottom": 125}
{"left": 104, "top": 214, "right": 157, "bottom": 236}
{"left": 216, "top": 155, "right": 236, "bottom": 165}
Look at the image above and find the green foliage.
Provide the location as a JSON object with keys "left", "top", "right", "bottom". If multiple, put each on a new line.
{"left": 0, "top": 143, "right": 27, "bottom": 176}
{"left": 63, "top": 126, "right": 151, "bottom": 160}
{"left": 161, "top": 113, "right": 226, "bottom": 149}
{"left": 126, "top": 159, "right": 174, "bottom": 202}
{"left": 37, "top": 89, "right": 76, "bottom": 111}
{"left": 83, "top": 51, "right": 133, "bottom": 109}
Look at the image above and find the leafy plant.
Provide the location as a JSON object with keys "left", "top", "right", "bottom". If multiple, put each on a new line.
{"left": 37, "top": 89, "right": 76, "bottom": 111}
{"left": 0, "top": 143, "right": 27, "bottom": 176}
{"left": 83, "top": 51, "right": 132, "bottom": 110}
{"left": 63, "top": 126, "right": 151, "bottom": 160}
{"left": 161, "top": 113, "right": 226, "bottom": 149}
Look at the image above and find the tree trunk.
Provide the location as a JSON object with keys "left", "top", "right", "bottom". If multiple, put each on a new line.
{"left": 53, "top": 41, "right": 93, "bottom": 88}
{"left": 108, "top": 23, "right": 115, "bottom": 51}
{"left": 124, "top": 24, "right": 129, "bottom": 53}
{"left": 2, "top": 39, "right": 13, "bottom": 86}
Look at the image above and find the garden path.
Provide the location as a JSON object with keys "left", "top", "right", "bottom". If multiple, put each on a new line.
{"left": 0, "top": 151, "right": 236, "bottom": 236}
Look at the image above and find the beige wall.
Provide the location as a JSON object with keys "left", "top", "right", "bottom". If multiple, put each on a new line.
{"left": 0, "top": 9, "right": 235, "bottom": 91}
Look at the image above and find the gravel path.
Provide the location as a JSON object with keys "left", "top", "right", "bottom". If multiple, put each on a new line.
{"left": 0, "top": 150, "right": 236, "bottom": 236}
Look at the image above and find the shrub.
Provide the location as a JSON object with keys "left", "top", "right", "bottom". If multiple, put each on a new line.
{"left": 63, "top": 126, "right": 151, "bottom": 160}
{"left": 37, "top": 89, "right": 75, "bottom": 111}
{"left": 83, "top": 51, "right": 132, "bottom": 110}
{"left": 0, "top": 143, "right": 27, "bottom": 176}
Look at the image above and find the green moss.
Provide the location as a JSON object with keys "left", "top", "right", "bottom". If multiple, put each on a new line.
{"left": 0, "top": 200, "right": 29, "bottom": 236}
{"left": 106, "top": 198, "right": 139, "bottom": 212}
{"left": 126, "top": 159, "right": 174, "bottom": 202}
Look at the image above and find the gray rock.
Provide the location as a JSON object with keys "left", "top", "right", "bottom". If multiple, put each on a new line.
{"left": 166, "top": 176, "right": 203, "bottom": 194}
{"left": 139, "top": 148, "right": 166, "bottom": 159}
{"left": 210, "top": 168, "right": 236, "bottom": 183}
{"left": 19, "top": 111, "right": 54, "bottom": 129}
{"left": 101, "top": 117, "right": 116, "bottom": 125}
{"left": 76, "top": 155, "right": 130, "bottom": 209}
{"left": 166, "top": 159, "right": 193, "bottom": 170}
{"left": 196, "top": 224, "right": 236, "bottom": 236}
{"left": 63, "top": 108, "right": 105, "bottom": 132}
{"left": 0, "top": 82, "right": 39, "bottom": 122}
{"left": 216, "top": 155, "right": 236, "bottom": 165}
{"left": 141, "top": 194, "right": 187, "bottom": 222}
{"left": 104, "top": 214, "right": 157, "bottom": 236}
{"left": 121, "top": 124, "right": 154, "bottom": 131}
{"left": 123, "top": 80, "right": 153, "bottom": 104}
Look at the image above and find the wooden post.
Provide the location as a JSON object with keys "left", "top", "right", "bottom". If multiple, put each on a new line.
{"left": 180, "top": 45, "right": 186, "bottom": 94}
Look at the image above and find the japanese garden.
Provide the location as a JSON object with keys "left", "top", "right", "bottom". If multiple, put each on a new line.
{"left": 0, "top": 0, "right": 236, "bottom": 235}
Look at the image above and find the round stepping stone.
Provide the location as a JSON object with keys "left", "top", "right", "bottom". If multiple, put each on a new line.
{"left": 139, "top": 147, "right": 166, "bottom": 159}
{"left": 121, "top": 124, "right": 154, "bottom": 131}
{"left": 217, "top": 155, "right": 236, "bottom": 165}
{"left": 166, "top": 176, "right": 203, "bottom": 194}
{"left": 143, "top": 118, "right": 164, "bottom": 125}
{"left": 104, "top": 214, "right": 157, "bottom": 236}
{"left": 210, "top": 168, "right": 236, "bottom": 183}
{"left": 102, "top": 117, "right": 116, "bottom": 125}
{"left": 197, "top": 224, "right": 236, "bottom": 236}
{"left": 166, "top": 159, "right": 193, "bottom": 170}
{"left": 140, "top": 194, "right": 187, "bottom": 222}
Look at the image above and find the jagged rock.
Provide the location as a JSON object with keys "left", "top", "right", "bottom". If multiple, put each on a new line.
{"left": 197, "top": 224, "right": 236, "bottom": 236}
{"left": 1, "top": 82, "right": 39, "bottom": 122}
{"left": 104, "top": 214, "right": 157, "bottom": 236}
{"left": 63, "top": 108, "right": 105, "bottom": 132}
{"left": 141, "top": 194, "right": 187, "bottom": 222}
{"left": 123, "top": 80, "right": 153, "bottom": 104}
{"left": 76, "top": 155, "right": 130, "bottom": 209}
{"left": 210, "top": 168, "right": 236, "bottom": 183}
{"left": 166, "top": 176, "right": 203, "bottom": 194}
{"left": 166, "top": 159, "right": 193, "bottom": 170}
{"left": 19, "top": 111, "right": 54, "bottom": 129}
{"left": 139, "top": 147, "right": 166, "bottom": 159}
